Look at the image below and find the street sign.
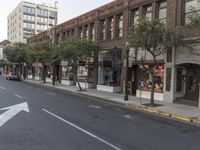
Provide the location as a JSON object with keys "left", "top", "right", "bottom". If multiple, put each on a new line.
{"left": 61, "top": 60, "right": 68, "bottom": 66}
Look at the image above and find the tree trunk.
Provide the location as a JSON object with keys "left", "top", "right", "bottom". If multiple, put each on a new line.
{"left": 52, "top": 62, "right": 56, "bottom": 86}
{"left": 150, "top": 69, "right": 155, "bottom": 106}
{"left": 42, "top": 65, "right": 47, "bottom": 83}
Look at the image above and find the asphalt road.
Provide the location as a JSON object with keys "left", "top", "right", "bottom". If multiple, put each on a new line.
{"left": 0, "top": 76, "right": 200, "bottom": 150}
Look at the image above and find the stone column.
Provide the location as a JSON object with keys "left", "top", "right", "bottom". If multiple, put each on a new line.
{"left": 163, "top": 47, "right": 176, "bottom": 103}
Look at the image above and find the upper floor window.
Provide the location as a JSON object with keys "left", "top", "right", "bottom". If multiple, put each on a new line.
{"left": 132, "top": 8, "right": 139, "bottom": 26}
{"left": 23, "top": 6, "right": 35, "bottom": 14}
{"left": 90, "top": 23, "right": 95, "bottom": 41}
{"left": 116, "top": 14, "right": 123, "bottom": 38}
{"left": 143, "top": 5, "right": 152, "bottom": 21}
{"left": 185, "top": 0, "right": 200, "bottom": 24}
{"left": 108, "top": 17, "right": 114, "bottom": 39}
{"left": 100, "top": 19, "right": 106, "bottom": 41}
{"left": 158, "top": 1, "right": 167, "bottom": 23}
{"left": 37, "top": 9, "right": 48, "bottom": 17}
{"left": 79, "top": 27, "right": 83, "bottom": 38}
{"left": 84, "top": 25, "right": 89, "bottom": 39}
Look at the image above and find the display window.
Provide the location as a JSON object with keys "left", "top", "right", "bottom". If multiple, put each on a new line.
{"left": 138, "top": 64, "right": 164, "bottom": 93}
{"left": 77, "top": 65, "right": 94, "bottom": 83}
{"left": 62, "top": 66, "right": 73, "bottom": 81}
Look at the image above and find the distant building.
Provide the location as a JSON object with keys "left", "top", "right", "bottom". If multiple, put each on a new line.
{"left": 7, "top": 1, "right": 58, "bottom": 43}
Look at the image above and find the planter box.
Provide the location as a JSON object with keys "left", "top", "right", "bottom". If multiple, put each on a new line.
{"left": 62, "top": 80, "right": 75, "bottom": 86}
{"left": 46, "top": 78, "right": 52, "bottom": 83}
{"left": 136, "top": 90, "right": 163, "bottom": 101}
{"left": 97, "top": 85, "right": 121, "bottom": 93}
{"left": 35, "top": 76, "right": 40, "bottom": 80}
{"left": 76, "top": 82, "right": 94, "bottom": 89}
{"left": 27, "top": 75, "right": 33, "bottom": 79}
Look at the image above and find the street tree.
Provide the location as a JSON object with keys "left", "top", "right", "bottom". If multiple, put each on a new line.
{"left": 28, "top": 41, "right": 58, "bottom": 83}
{"left": 3, "top": 43, "right": 29, "bottom": 76}
{"left": 59, "top": 37, "right": 99, "bottom": 90}
{"left": 128, "top": 18, "right": 182, "bottom": 106}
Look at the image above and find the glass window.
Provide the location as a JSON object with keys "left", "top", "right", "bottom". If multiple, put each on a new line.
{"left": 100, "top": 19, "right": 106, "bottom": 40}
{"left": 84, "top": 25, "right": 89, "bottom": 39}
{"left": 143, "top": 5, "right": 152, "bottom": 21}
{"left": 158, "top": 1, "right": 167, "bottom": 23}
{"left": 79, "top": 27, "right": 83, "bottom": 38}
{"left": 90, "top": 23, "right": 95, "bottom": 41}
{"left": 132, "top": 9, "right": 139, "bottom": 26}
{"left": 185, "top": 0, "right": 200, "bottom": 24}
{"left": 108, "top": 17, "right": 114, "bottom": 39}
{"left": 138, "top": 65, "right": 164, "bottom": 93}
{"left": 116, "top": 14, "right": 123, "bottom": 38}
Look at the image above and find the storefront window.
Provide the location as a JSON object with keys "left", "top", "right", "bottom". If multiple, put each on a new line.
{"left": 98, "top": 49, "right": 122, "bottom": 86}
{"left": 77, "top": 65, "right": 94, "bottom": 83}
{"left": 62, "top": 66, "right": 73, "bottom": 81}
{"left": 138, "top": 65, "right": 164, "bottom": 93}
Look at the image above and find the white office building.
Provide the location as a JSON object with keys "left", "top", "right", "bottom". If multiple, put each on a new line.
{"left": 7, "top": 1, "right": 58, "bottom": 43}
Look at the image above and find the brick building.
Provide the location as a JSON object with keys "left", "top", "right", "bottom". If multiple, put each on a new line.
{"left": 28, "top": 0, "right": 200, "bottom": 107}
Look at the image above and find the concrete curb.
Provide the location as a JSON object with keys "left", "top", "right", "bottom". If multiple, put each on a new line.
{"left": 126, "top": 103, "right": 200, "bottom": 125}
{"left": 24, "top": 80, "right": 200, "bottom": 126}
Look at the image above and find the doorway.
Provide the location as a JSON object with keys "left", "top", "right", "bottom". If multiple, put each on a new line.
{"left": 185, "top": 64, "right": 200, "bottom": 101}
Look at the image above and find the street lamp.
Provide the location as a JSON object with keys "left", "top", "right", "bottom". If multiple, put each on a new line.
{"left": 124, "top": 41, "right": 129, "bottom": 101}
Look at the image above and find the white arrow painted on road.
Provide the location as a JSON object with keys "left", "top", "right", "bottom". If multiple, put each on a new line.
{"left": 0, "top": 87, "right": 5, "bottom": 90}
{"left": 0, "top": 102, "right": 30, "bottom": 127}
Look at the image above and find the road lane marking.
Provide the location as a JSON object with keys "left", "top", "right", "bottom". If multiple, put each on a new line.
{"left": 87, "top": 105, "right": 102, "bottom": 109}
{"left": 45, "top": 92, "right": 56, "bottom": 96}
{"left": 43, "top": 108, "right": 122, "bottom": 150}
{"left": 14, "top": 94, "right": 23, "bottom": 99}
{"left": 0, "top": 102, "right": 30, "bottom": 127}
{"left": 0, "top": 87, "right": 5, "bottom": 90}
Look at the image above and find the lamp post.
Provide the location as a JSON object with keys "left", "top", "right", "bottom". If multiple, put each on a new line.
{"left": 124, "top": 41, "right": 129, "bottom": 101}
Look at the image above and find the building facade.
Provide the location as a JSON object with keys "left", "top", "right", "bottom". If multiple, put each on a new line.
{"left": 7, "top": 1, "right": 58, "bottom": 43}
{"left": 28, "top": 0, "right": 200, "bottom": 107}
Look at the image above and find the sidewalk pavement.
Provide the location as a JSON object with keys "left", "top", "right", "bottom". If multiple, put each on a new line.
{"left": 24, "top": 79, "right": 200, "bottom": 125}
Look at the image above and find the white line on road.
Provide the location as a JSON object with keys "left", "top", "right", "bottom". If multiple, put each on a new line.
{"left": 45, "top": 92, "right": 56, "bottom": 96}
{"left": 87, "top": 105, "right": 102, "bottom": 109}
{"left": 42, "top": 108, "right": 122, "bottom": 150}
{"left": 0, "top": 87, "right": 5, "bottom": 90}
{"left": 14, "top": 94, "right": 23, "bottom": 99}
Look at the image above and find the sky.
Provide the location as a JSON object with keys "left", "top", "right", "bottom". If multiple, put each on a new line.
{"left": 0, "top": 0, "right": 114, "bottom": 41}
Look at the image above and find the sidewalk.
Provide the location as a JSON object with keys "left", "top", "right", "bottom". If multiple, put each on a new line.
{"left": 24, "top": 79, "right": 200, "bottom": 125}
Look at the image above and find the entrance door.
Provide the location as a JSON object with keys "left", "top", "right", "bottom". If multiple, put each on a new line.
{"left": 185, "top": 65, "right": 200, "bottom": 101}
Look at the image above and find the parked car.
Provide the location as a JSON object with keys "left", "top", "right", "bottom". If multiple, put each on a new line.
{"left": 6, "top": 72, "right": 21, "bottom": 80}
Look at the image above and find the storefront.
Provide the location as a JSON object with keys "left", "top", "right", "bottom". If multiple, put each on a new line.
{"left": 97, "top": 49, "right": 122, "bottom": 93}
{"left": 61, "top": 60, "right": 74, "bottom": 85}
{"left": 136, "top": 64, "right": 164, "bottom": 101}
{"left": 167, "top": 43, "right": 200, "bottom": 107}
{"left": 175, "top": 64, "right": 200, "bottom": 106}
{"left": 77, "top": 61, "right": 94, "bottom": 89}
